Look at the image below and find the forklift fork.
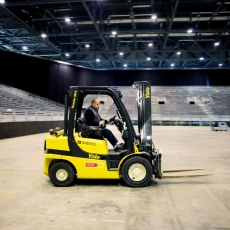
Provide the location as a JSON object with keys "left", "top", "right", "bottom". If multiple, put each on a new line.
{"left": 162, "top": 168, "right": 213, "bottom": 178}
{"left": 154, "top": 151, "right": 212, "bottom": 179}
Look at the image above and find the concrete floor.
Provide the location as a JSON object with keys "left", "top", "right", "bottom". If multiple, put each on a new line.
{"left": 0, "top": 126, "right": 230, "bottom": 230}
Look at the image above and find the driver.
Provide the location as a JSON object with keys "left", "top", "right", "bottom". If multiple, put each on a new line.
{"left": 84, "top": 99, "right": 125, "bottom": 152}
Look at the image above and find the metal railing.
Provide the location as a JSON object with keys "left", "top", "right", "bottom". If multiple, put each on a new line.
{"left": 0, "top": 109, "right": 64, "bottom": 122}
{"left": 151, "top": 114, "right": 230, "bottom": 122}
{"left": 100, "top": 112, "right": 230, "bottom": 125}
{"left": 1, "top": 109, "right": 229, "bottom": 124}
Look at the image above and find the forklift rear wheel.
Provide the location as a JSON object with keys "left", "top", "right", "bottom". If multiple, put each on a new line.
{"left": 121, "top": 156, "right": 152, "bottom": 187}
{"left": 50, "top": 162, "right": 75, "bottom": 187}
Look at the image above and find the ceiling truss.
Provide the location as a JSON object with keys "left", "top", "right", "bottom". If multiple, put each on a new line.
{"left": 0, "top": 0, "right": 230, "bottom": 70}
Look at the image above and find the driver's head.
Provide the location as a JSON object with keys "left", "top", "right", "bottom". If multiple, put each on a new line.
{"left": 91, "top": 99, "right": 100, "bottom": 110}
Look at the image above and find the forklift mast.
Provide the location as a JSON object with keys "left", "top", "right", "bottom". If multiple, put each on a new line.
{"left": 132, "top": 81, "right": 153, "bottom": 153}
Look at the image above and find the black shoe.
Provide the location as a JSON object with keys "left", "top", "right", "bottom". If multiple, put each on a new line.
{"left": 114, "top": 143, "right": 125, "bottom": 152}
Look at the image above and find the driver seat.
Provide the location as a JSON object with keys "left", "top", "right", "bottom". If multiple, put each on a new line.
{"left": 76, "top": 117, "right": 104, "bottom": 140}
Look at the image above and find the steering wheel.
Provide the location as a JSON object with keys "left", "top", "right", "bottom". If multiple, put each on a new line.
{"left": 109, "top": 114, "right": 117, "bottom": 124}
{"left": 113, "top": 118, "right": 124, "bottom": 132}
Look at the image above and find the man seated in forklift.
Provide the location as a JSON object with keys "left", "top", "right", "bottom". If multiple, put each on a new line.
{"left": 84, "top": 99, "right": 125, "bottom": 152}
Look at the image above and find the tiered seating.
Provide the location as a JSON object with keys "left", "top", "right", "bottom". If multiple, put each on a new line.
{"left": 109, "top": 86, "right": 230, "bottom": 118}
{"left": 187, "top": 86, "right": 230, "bottom": 116}
{"left": 1, "top": 83, "right": 229, "bottom": 121}
{"left": 119, "top": 87, "right": 137, "bottom": 117}
{"left": 154, "top": 87, "right": 206, "bottom": 116}
{"left": 0, "top": 83, "right": 64, "bottom": 114}
{"left": 209, "top": 94, "right": 230, "bottom": 115}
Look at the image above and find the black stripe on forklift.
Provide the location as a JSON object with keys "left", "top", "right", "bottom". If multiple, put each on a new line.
{"left": 46, "top": 149, "right": 71, "bottom": 156}
{"left": 46, "top": 148, "right": 107, "bottom": 160}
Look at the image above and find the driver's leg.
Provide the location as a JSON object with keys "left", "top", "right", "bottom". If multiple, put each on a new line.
{"left": 102, "top": 128, "right": 118, "bottom": 147}
{"left": 102, "top": 129, "right": 125, "bottom": 151}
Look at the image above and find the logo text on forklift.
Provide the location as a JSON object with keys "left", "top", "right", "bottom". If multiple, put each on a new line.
{"left": 86, "top": 163, "right": 98, "bottom": 167}
{"left": 145, "top": 87, "right": 150, "bottom": 98}
{"left": 78, "top": 141, "right": 96, "bottom": 146}
{"left": 89, "top": 154, "right": 100, "bottom": 159}
{"left": 71, "top": 90, "right": 77, "bottom": 108}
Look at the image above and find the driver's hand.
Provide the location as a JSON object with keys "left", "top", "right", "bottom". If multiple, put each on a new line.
{"left": 99, "top": 120, "right": 105, "bottom": 125}
{"left": 109, "top": 116, "right": 116, "bottom": 122}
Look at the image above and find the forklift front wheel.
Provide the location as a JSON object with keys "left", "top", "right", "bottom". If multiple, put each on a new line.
{"left": 49, "top": 162, "right": 75, "bottom": 187}
{"left": 121, "top": 156, "right": 152, "bottom": 187}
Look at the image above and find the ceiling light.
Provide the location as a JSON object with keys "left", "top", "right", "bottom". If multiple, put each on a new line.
{"left": 199, "top": 57, "right": 204, "bottom": 60}
{"left": 219, "top": 63, "right": 223, "bottom": 66}
{"left": 85, "top": 44, "right": 90, "bottom": 48}
{"left": 170, "top": 63, "right": 175, "bottom": 67}
{"left": 0, "top": 0, "right": 5, "bottom": 3}
{"left": 119, "top": 52, "right": 124, "bottom": 56}
{"left": 41, "top": 33, "right": 47, "bottom": 38}
{"left": 176, "top": 51, "right": 181, "bottom": 55}
{"left": 96, "top": 58, "right": 100, "bottom": 62}
{"left": 65, "top": 53, "right": 69, "bottom": 57}
{"left": 65, "top": 18, "right": 71, "bottom": 23}
{"left": 214, "top": 42, "right": 220, "bottom": 46}
{"left": 151, "top": 14, "right": 157, "bottom": 20}
{"left": 187, "top": 29, "right": 193, "bottom": 33}
{"left": 147, "top": 57, "right": 151, "bottom": 61}
{"left": 22, "top": 46, "right": 28, "bottom": 50}
{"left": 123, "top": 64, "right": 127, "bottom": 67}
{"left": 112, "top": 31, "right": 117, "bottom": 35}
{"left": 148, "top": 43, "right": 153, "bottom": 47}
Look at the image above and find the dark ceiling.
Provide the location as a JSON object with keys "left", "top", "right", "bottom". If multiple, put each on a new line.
{"left": 0, "top": 0, "right": 230, "bottom": 70}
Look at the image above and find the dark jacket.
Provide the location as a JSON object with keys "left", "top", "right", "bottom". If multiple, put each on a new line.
{"left": 84, "top": 106, "right": 108, "bottom": 126}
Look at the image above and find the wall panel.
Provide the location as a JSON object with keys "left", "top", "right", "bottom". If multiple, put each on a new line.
{"left": 1, "top": 50, "right": 229, "bottom": 105}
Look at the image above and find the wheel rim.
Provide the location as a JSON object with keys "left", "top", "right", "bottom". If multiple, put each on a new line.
{"left": 56, "top": 169, "right": 68, "bottom": 181}
{"left": 128, "top": 163, "right": 146, "bottom": 182}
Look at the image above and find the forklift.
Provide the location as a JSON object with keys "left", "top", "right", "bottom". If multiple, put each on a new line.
{"left": 44, "top": 81, "right": 211, "bottom": 187}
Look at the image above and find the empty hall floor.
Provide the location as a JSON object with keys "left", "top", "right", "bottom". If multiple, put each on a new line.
{"left": 0, "top": 126, "right": 230, "bottom": 230}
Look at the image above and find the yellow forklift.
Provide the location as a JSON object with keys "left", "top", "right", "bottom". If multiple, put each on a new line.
{"left": 44, "top": 81, "right": 211, "bottom": 187}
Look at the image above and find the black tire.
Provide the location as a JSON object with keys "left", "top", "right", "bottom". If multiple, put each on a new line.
{"left": 49, "top": 162, "right": 75, "bottom": 187}
{"left": 121, "top": 156, "right": 152, "bottom": 187}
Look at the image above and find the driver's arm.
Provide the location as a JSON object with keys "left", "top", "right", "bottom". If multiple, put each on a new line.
{"left": 100, "top": 119, "right": 109, "bottom": 125}
{"left": 108, "top": 115, "right": 116, "bottom": 123}
{"left": 102, "top": 117, "right": 114, "bottom": 124}
{"left": 99, "top": 116, "right": 113, "bottom": 124}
